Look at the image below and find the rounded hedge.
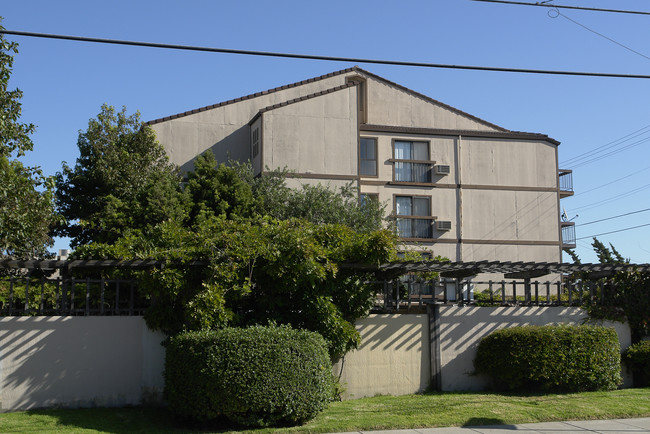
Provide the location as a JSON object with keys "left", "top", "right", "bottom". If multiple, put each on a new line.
{"left": 164, "top": 325, "right": 333, "bottom": 427}
{"left": 623, "top": 340, "right": 650, "bottom": 387}
{"left": 474, "top": 324, "right": 621, "bottom": 392}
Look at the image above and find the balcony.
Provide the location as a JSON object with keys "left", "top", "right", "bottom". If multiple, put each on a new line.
{"left": 559, "top": 169, "right": 574, "bottom": 198}
{"left": 561, "top": 221, "right": 576, "bottom": 249}
{"left": 396, "top": 217, "right": 433, "bottom": 239}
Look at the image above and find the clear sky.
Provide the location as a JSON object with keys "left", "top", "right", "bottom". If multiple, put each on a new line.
{"left": 3, "top": 0, "right": 650, "bottom": 263}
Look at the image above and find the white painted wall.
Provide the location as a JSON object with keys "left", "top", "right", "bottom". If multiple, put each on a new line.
{"left": 0, "top": 317, "right": 165, "bottom": 411}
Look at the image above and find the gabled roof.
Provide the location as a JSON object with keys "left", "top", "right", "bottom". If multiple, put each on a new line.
{"left": 145, "top": 67, "right": 358, "bottom": 126}
{"left": 353, "top": 67, "right": 509, "bottom": 133}
{"left": 249, "top": 82, "right": 358, "bottom": 125}
{"left": 145, "top": 66, "right": 555, "bottom": 139}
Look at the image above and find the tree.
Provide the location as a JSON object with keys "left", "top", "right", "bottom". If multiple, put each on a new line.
{"left": 0, "top": 22, "right": 56, "bottom": 259}
{"left": 571, "top": 239, "right": 650, "bottom": 343}
{"left": 55, "top": 104, "right": 186, "bottom": 246}
{"left": 184, "top": 151, "right": 256, "bottom": 226}
{"left": 75, "top": 216, "right": 397, "bottom": 359}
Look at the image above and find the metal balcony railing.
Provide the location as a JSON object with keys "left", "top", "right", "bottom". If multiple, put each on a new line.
{"left": 559, "top": 169, "right": 574, "bottom": 197}
{"left": 561, "top": 221, "right": 576, "bottom": 248}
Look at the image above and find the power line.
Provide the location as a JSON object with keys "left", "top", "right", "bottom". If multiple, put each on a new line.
{"left": 570, "top": 166, "right": 650, "bottom": 197}
{"left": 3, "top": 29, "right": 650, "bottom": 80}
{"left": 570, "top": 136, "right": 650, "bottom": 168}
{"left": 469, "top": 0, "right": 650, "bottom": 16}
{"left": 562, "top": 125, "right": 650, "bottom": 166}
{"left": 570, "top": 182, "right": 650, "bottom": 212}
{"left": 576, "top": 222, "right": 650, "bottom": 240}
{"left": 575, "top": 208, "right": 650, "bottom": 227}
{"left": 551, "top": 10, "right": 650, "bottom": 62}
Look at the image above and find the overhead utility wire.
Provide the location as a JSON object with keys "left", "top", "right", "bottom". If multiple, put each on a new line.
{"left": 575, "top": 208, "right": 650, "bottom": 227}
{"left": 562, "top": 125, "right": 650, "bottom": 166}
{"left": 551, "top": 11, "right": 650, "bottom": 62}
{"left": 3, "top": 29, "right": 650, "bottom": 80}
{"left": 469, "top": 0, "right": 650, "bottom": 15}
{"left": 571, "top": 166, "right": 650, "bottom": 197}
{"left": 576, "top": 222, "right": 650, "bottom": 240}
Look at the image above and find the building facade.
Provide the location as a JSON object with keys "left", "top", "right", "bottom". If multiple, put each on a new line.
{"left": 148, "top": 67, "right": 574, "bottom": 263}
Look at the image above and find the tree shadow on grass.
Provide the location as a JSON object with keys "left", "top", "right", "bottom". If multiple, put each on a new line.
{"left": 462, "top": 417, "right": 512, "bottom": 428}
{"left": 25, "top": 406, "right": 269, "bottom": 433}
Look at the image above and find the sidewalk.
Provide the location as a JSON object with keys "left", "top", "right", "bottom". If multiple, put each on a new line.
{"left": 337, "top": 417, "right": 650, "bottom": 433}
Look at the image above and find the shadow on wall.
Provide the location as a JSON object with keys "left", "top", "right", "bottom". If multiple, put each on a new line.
{"left": 338, "top": 314, "right": 430, "bottom": 399}
{"left": 435, "top": 306, "right": 631, "bottom": 392}
{"left": 0, "top": 317, "right": 161, "bottom": 411}
{"left": 178, "top": 124, "right": 250, "bottom": 174}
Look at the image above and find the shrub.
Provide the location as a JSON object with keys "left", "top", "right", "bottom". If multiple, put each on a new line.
{"left": 474, "top": 324, "right": 621, "bottom": 392}
{"left": 623, "top": 340, "right": 650, "bottom": 387}
{"left": 164, "top": 325, "right": 333, "bottom": 427}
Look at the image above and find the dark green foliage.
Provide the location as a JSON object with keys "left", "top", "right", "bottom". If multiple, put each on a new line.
{"left": 165, "top": 325, "right": 333, "bottom": 427}
{"left": 184, "top": 152, "right": 255, "bottom": 225}
{"left": 54, "top": 104, "right": 186, "bottom": 247}
{"left": 623, "top": 341, "right": 650, "bottom": 387}
{"left": 75, "top": 217, "right": 396, "bottom": 359}
{"left": 0, "top": 22, "right": 57, "bottom": 259}
{"left": 474, "top": 324, "right": 622, "bottom": 392}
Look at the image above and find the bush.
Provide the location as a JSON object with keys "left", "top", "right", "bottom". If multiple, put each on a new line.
{"left": 164, "top": 325, "right": 333, "bottom": 427}
{"left": 623, "top": 340, "right": 650, "bottom": 387}
{"left": 474, "top": 324, "right": 621, "bottom": 392}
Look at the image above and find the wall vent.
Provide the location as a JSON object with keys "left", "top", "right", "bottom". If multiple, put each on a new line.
{"left": 434, "top": 165, "right": 450, "bottom": 175}
{"left": 436, "top": 220, "right": 452, "bottom": 231}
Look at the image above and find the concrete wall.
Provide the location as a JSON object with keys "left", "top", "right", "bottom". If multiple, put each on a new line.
{"left": 365, "top": 77, "right": 499, "bottom": 131}
{"left": 337, "top": 309, "right": 632, "bottom": 399}
{"left": 261, "top": 86, "right": 359, "bottom": 177}
{"left": 0, "top": 317, "right": 165, "bottom": 411}
{"left": 151, "top": 73, "right": 349, "bottom": 173}
{"left": 433, "top": 306, "right": 632, "bottom": 391}
{"left": 334, "top": 314, "right": 430, "bottom": 400}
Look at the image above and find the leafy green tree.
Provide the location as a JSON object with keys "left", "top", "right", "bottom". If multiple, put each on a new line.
{"left": 55, "top": 104, "right": 186, "bottom": 246}
{"left": 0, "top": 23, "right": 56, "bottom": 259}
{"left": 184, "top": 151, "right": 256, "bottom": 226}
{"left": 75, "top": 216, "right": 396, "bottom": 359}
{"left": 573, "top": 239, "right": 650, "bottom": 343}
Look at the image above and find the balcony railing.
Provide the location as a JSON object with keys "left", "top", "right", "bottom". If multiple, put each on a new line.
{"left": 561, "top": 221, "right": 576, "bottom": 248}
{"left": 396, "top": 217, "right": 433, "bottom": 239}
{"left": 559, "top": 169, "right": 574, "bottom": 198}
{"left": 394, "top": 161, "right": 432, "bottom": 183}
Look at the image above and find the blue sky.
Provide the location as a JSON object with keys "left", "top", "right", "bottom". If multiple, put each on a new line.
{"left": 4, "top": 0, "right": 650, "bottom": 263}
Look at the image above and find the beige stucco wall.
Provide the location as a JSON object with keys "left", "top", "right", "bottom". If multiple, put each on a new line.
{"left": 0, "top": 316, "right": 165, "bottom": 411}
{"left": 151, "top": 73, "right": 350, "bottom": 173}
{"left": 261, "top": 86, "right": 358, "bottom": 177}
{"left": 436, "top": 306, "right": 632, "bottom": 391}
{"left": 334, "top": 314, "right": 430, "bottom": 400}
{"left": 461, "top": 139, "right": 558, "bottom": 188}
{"left": 364, "top": 77, "right": 499, "bottom": 131}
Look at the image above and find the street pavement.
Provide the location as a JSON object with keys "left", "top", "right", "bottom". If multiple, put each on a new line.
{"left": 336, "top": 417, "right": 650, "bottom": 433}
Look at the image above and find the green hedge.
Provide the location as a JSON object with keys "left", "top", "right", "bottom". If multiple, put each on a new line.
{"left": 164, "top": 325, "right": 333, "bottom": 427}
{"left": 474, "top": 324, "right": 621, "bottom": 392}
{"left": 623, "top": 340, "right": 650, "bottom": 387}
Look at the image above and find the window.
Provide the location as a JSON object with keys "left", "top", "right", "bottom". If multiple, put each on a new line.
{"left": 360, "top": 193, "right": 379, "bottom": 207}
{"left": 251, "top": 127, "right": 260, "bottom": 158}
{"left": 359, "top": 138, "right": 377, "bottom": 176}
{"left": 393, "top": 140, "right": 432, "bottom": 183}
{"left": 395, "top": 196, "right": 433, "bottom": 238}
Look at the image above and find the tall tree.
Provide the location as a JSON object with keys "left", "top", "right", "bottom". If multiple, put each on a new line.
{"left": 55, "top": 104, "right": 186, "bottom": 246}
{"left": 0, "top": 22, "right": 56, "bottom": 259}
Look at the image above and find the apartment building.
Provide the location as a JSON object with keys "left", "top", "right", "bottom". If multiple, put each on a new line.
{"left": 147, "top": 67, "right": 574, "bottom": 263}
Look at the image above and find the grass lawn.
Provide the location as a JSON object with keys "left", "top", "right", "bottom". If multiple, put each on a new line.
{"left": 1, "top": 388, "right": 649, "bottom": 433}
